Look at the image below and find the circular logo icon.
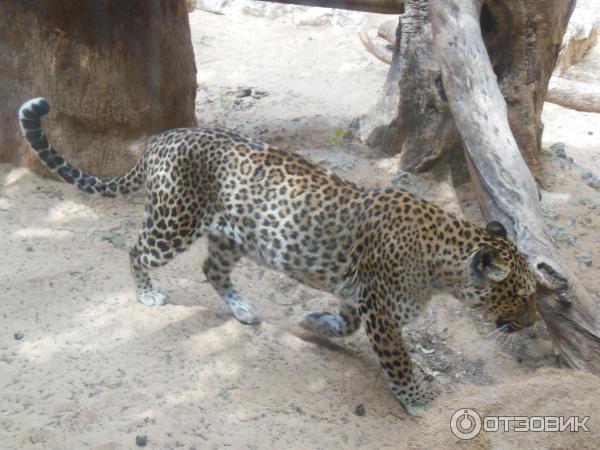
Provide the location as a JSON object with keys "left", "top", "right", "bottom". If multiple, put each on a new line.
{"left": 450, "top": 408, "right": 482, "bottom": 440}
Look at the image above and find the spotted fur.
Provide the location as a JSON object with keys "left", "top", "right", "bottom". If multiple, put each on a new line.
{"left": 19, "top": 98, "right": 537, "bottom": 415}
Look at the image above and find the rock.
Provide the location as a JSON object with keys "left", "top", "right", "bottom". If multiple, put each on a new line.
{"left": 29, "top": 428, "right": 50, "bottom": 444}
{"left": 135, "top": 435, "right": 147, "bottom": 447}
{"left": 576, "top": 253, "right": 593, "bottom": 266}
{"left": 235, "top": 87, "right": 252, "bottom": 98}
{"left": 542, "top": 204, "right": 559, "bottom": 221}
{"left": 14, "top": 331, "right": 24, "bottom": 340}
{"left": 354, "top": 404, "right": 366, "bottom": 416}
{"left": 292, "top": 9, "right": 334, "bottom": 27}
{"left": 252, "top": 89, "right": 269, "bottom": 99}
{"left": 549, "top": 142, "right": 567, "bottom": 158}
{"left": 581, "top": 170, "right": 600, "bottom": 191}
{"left": 550, "top": 226, "right": 577, "bottom": 246}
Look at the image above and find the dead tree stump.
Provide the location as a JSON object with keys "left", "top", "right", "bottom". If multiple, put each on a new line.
{"left": 0, "top": 0, "right": 197, "bottom": 176}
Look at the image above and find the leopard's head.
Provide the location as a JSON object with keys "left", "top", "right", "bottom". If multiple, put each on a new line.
{"left": 457, "top": 221, "right": 538, "bottom": 332}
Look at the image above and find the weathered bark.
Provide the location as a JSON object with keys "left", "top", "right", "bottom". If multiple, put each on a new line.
{"left": 430, "top": 0, "right": 600, "bottom": 372}
{"left": 359, "top": 0, "right": 575, "bottom": 174}
{"left": 363, "top": 0, "right": 460, "bottom": 171}
{"left": 556, "top": 0, "right": 600, "bottom": 74}
{"left": 479, "top": 1, "right": 576, "bottom": 173}
{"left": 362, "top": 19, "right": 600, "bottom": 114}
{"left": 546, "top": 77, "right": 600, "bottom": 113}
{"left": 257, "top": 0, "right": 404, "bottom": 14}
{"left": 0, "top": 0, "right": 197, "bottom": 176}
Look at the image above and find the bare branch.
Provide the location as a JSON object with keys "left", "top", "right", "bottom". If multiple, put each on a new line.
{"left": 256, "top": 0, "right": 404, "bottom": 14}
{"left": 547, "top": 77, "right": 600, "bottom": 113}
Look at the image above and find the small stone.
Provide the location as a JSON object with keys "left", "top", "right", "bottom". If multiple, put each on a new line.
{"left": 29, "top": 428, "right": 50, "bottom": 444}
{"left": 588, "top": 131, "right": 594, "bottom": 135}
{"left": 252, "top": 89, "right": 269, "bottom": 99}
{"left": 14, "top": 331, "right": 24, "bottom": 340}
{"left": 549, "top": 142, "right": 567, "bottom": 159}
{"left": 236, "top": 87, "right": 252, "bottom": 98}
{"left": 576, "top": 253, "right": 592, "bottom": 267}
{"left": 136, "top": 435, "right": 147, "bottom": 447}
{"left": 542, "top": 205, "right": 559, "bottom": 221}
{"left": 354, "top": 404, "right": 366, "bottom": 416}
{"left": 581, "top": 170, "right": 600, "bottom": 191}
{"left": 24, "top": 246, "right": 34, "bottom": 252}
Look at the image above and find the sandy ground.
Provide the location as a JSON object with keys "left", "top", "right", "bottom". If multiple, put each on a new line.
{"left": 2, "top": 6, "right": 600, "bottom": 450}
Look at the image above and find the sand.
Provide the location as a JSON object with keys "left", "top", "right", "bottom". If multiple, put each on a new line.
{"left": 1, "top": 6, "right": 600, "bottom": 450}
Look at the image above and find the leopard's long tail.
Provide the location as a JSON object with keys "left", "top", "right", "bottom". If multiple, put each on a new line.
{"left": 19, "top": 97, "right": 144, "bottom": 196}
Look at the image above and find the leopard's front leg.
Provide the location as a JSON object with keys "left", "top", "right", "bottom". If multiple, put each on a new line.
{"left": 360, "top": 299, "right": 433, "bottom": 415}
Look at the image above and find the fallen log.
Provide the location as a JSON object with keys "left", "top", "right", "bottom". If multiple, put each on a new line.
{"left": 358, "top": 29, "right": 392, "bottom": 64}
{"left": 430, "top": 0, "right": 600, "bottom": 372}
{"left": 256, "top": 0, "right": 404, "bottom": 14}
{"left": 546, "top": 77, "right": 600, "bottom": 113}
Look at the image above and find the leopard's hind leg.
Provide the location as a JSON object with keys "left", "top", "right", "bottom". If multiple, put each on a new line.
{"left": 203, "top": 234, "right": 261, "bottom": 324}
{"left": 130, "top": 201, "right": 203, "bottom": 306}
{"left": 297, "top": 299, "right": 361, "bottom": 338}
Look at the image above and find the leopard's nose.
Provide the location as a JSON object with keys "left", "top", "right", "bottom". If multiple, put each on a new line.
{"left": 521, "top": 314, "right": 536, "bottom": 328}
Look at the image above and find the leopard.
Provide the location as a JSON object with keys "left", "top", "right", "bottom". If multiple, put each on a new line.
{"left": 19, "top": 97, "right": 539, "bottom": 415}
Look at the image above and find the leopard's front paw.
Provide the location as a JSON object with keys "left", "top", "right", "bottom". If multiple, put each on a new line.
{"left": 389, "top": 381, "right": 436, "bottom": 416}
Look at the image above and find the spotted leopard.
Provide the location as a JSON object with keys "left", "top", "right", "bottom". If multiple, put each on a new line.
{"left": 19, "top": 97, "right": 538, "bottom": 415}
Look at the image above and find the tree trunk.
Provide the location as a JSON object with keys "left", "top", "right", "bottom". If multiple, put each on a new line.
{"left": 430, "top": 0, "right": 600, "bottom": 373}
{"left": 356, "top": 0, "right": 460, "bottom": 171}
{"left": 0, "top": 0, "right": 197, "bottom": 177}
{"left": 361, "top": 0, "right": 575, "bottom": 173}
{"left": 357, "top": 0, "right": 600, "bottom": 371}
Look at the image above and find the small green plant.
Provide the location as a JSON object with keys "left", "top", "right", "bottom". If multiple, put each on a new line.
{"left": 325, "top": 127, "right": 345, "bottom": 146}
{"left": 219, "top": 88, "right": 232, "bottom": 109}
{"left": 101, "top": 231, "right": 126, "bottom": 249}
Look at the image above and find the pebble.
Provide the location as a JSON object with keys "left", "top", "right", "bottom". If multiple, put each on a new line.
{"left": 135, "top": 435, "right": 147, "bottom": 447}
{"left": 235, "top": 87, "right": 252, "bottom": 98}
{"left": 252, "top": 89, "right": 269, "bottom": 99}
{"left": 549, "top": 142, "right": 567, "bottom": 159}
{"left": 14, "top": 331, "right": 24, "bottom": 340}
{"left": 576, "top": 253, "right": 593, "bottom": 266}
{"left": 354, "top": 404, "right": 366, "bottom": 417}
{"left": 542, "top": 205, "right": 559, "bottom": 221}
{"left": 581, "top": 170, "right": 600, "bottom": 191}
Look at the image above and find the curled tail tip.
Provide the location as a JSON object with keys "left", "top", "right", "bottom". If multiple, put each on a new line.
{"left": 19, "top": 97, "right": 50, "bottom": 120}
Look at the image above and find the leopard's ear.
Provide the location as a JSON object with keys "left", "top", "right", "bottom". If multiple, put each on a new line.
{"left": 486, "top": 221, "right": 508, "bottom": 239}
{"left": 471, "top": 246, "right": 510, "bottom": 282}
